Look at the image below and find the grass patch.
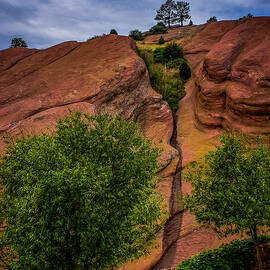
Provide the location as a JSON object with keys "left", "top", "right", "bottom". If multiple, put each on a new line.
{"left": 137, "top": 41, "right": 166, "bottom": 51}
{"left": 138, "top": 46, "right": 186, "bottom": 114}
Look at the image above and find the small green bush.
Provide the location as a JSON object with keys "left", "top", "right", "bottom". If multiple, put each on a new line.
{"left": 163, "top": 43, "right": 184, "bottom": 63}
{"left": 110, "top": 29, "right": 118, "bottom": 35}
{"left": 153, "top": 47, "right": 165, "bottom": 63}
{"left": 179, "top": 59, "right": 191, "bottom": 80}
{"left": 158, "top": 36, "right": 165, "bottom": 45}
{"left": 175, "top": 237, "right": 270, "bottom": 270}
{"left": 129, "top": 29, "right": 143, "bottom": 41}
{"left": 149, "top": 22, "right": 168, "bottom": 34}
{"left": 207, "top": 16, "right": 217, "bottom": 23}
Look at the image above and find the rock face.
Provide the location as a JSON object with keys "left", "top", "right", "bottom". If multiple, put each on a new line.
{"left": 184, "top": 17, "right": 270, "bottom": 134}
{"left": 0, "top": 35, "right": 177, "bottom": 168}
{"left": 153, "top": 17, "right": 270, "bottom": 269}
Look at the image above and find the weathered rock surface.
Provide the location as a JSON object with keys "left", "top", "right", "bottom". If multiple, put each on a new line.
{"left": 187, "top": 18, "right": 270, "bottom": 133}
{"left": 0, "top": 35, "right": 177, "bottom": 169}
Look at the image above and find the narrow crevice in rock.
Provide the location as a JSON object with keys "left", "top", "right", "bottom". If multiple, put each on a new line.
{"left": 153, "top": 115, "right": 184, "bottom": 270}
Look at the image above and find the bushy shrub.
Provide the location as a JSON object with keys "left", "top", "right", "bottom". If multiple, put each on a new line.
{"left": 153, "top": 43, "right": 183, "bottom": 64}
{"left": 10, "top": 37, "right": 27, "bottom": 48}
{"left": 153, "top": 47, "right": 165, "bottom": 63}
{"left": 110, "top": 29, "right": 118, "bottom": 35}
{"left": 158, "top": 36, "right": 165, "bottom": 45}
{"left": 179, "top": 59, "right": 191, "bottom": 80}
{"left": 149, "top": 22, "right": 168, "bottom": 34}
{"left": 163, "top": 43, "right": 183, "bottom": 63}
{"left": 188, "top": 20, "right": 193, "bottom": 26}
{"left": 239, "top": 13, "right": 254, "bottom": 21}
{"left": 175, "top": 237, "right": 270, "bottom": 270}
{"left": 207, "top": 16, "right": 217, "bottom": 23}
{"left": 129, "top": 29, "right": 143, "bottom": 41}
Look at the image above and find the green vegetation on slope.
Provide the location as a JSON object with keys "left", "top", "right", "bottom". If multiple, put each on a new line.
{"left": 175, "top": 237, "right": 270, "bottom": 270}
{"left": 138, "top": 42, "right": 190, "bottom": 114}
{"left": 0, "top": 112, "right": 164, "bottom": 270}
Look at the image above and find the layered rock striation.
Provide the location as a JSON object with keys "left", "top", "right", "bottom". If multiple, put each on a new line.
{"left": 184, "top": 17, "right": 270, "bottom": 133}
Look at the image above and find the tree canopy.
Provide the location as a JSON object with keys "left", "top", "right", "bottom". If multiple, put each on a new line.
{"left": 184, "top": 134, "right": 270, "bottom": 270}
{"left": 129, "top": 29, "right": 143, "bottom": 41}
{"left": 10, "top": 37, "right": 28, "bottom": 48}
{"left": 155, "top": 0, "right": 177, "bottom": 28}
{"left": 155, "top": 0, "right": 191, "bottom": 27}
{"left": 174, "top": 1, "right": 191, "bottom": 26}
{"left": 0, "top": 112, "right": 163, "bottom": 270}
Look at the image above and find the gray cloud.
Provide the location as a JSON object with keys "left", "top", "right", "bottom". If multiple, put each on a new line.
{"left": 0, "top": 0, "right": 269, "bottom": 49}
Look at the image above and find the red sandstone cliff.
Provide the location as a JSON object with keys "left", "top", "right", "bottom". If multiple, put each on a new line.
{"left": 184, "top": 17, "right": 270, "bottom": 134}
{"left": 0, "top": 35, "right": 177, "bottom": 169}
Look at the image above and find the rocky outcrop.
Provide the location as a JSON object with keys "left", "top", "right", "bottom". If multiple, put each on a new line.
{"left": 0, "top": 35, "right": 177, "bottom": 168}
{"left": 187, "top": 17, "right": 270, "bottom": 133}
{"left": 154, "top": 17, "right": 270, "bottom": 269}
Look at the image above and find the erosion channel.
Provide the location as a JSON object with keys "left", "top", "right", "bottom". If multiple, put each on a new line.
{"left": 153, "top": 115, "right": 184, "bottom": 269}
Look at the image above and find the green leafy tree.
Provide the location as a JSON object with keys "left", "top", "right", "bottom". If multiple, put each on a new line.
{"left": 188, "top": 20, "right": 193, "bottom": 26}
{"left": 207, "top": 16, "right": 217, "bottom": 23}
{"left": 0, "top": 112, "right": 163, "bottom": 270}
{"left": 129, "top": 29, "right": 143, "bottom": 41}
{"left": 155, "top": 0, "right": 177, "bottom": 28}
{"left": 110, "top": 29, "right": 118, "bottom": 35}
{"left": 184, "top": 134, "right": 270, "bottom": 270}
{"left": 10, "top": 37, "right": 28, "bottom": 48}
{"left": 174, "top": 1, "right": 191, "bottom": 27}
{"left": 158, "top": 36, "right": 165, "bottom": 45}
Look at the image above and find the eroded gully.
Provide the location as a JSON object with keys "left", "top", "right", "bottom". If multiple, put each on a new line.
{"left": 152, "top": 115, "right": 185, "bottom": 270}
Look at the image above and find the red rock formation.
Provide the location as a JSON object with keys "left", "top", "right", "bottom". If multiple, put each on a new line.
{"left": 0, "top": 35, "right": 177, "bottom": 168}
{"left": 155, "top": 17, "right": 270, "bottom": 270}
{"left": 188, "top": 17, "right": 270, "bottom": 133}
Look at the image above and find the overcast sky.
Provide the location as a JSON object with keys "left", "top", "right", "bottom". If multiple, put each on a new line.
{"left": 0, "top": 0, "right": 269, "bottom": 50}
